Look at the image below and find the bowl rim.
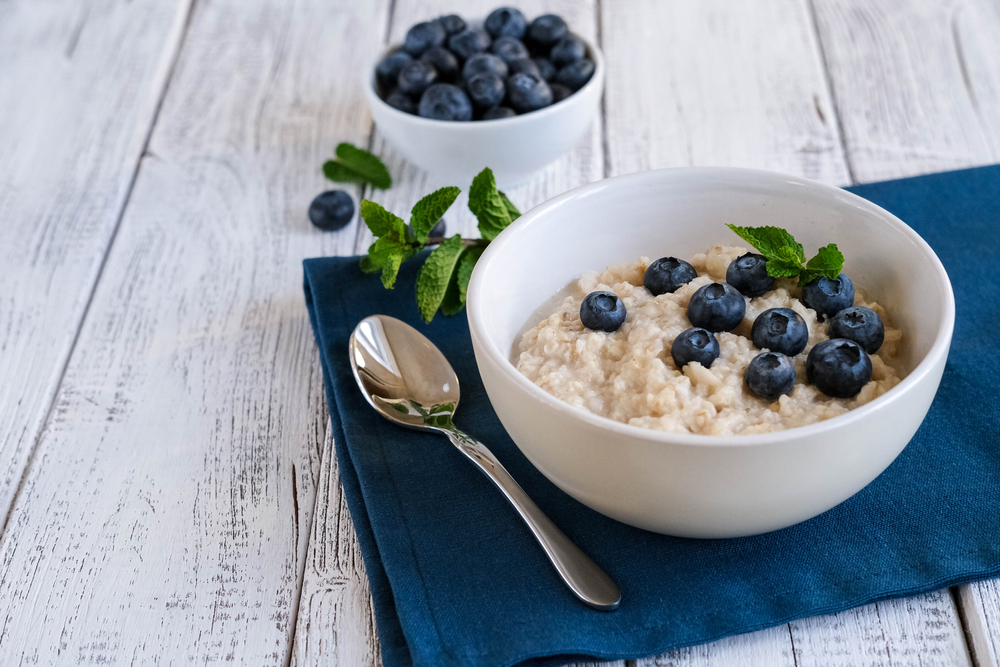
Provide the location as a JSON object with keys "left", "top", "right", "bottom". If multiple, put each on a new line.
{"left": 466, "top": 166, "right": 957, "bottom": 448}
{"left": 364, "top": 31, "right": 605, "bottom": 127}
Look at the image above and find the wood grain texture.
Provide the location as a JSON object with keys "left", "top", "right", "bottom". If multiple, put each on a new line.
{"left": 0, "top": 0, "right": 191, "bottom": 530}
{"left": 0, "top": 0, "right": 390, "bottom": 663}
{"left": 960, "top": 582, "right": 1000, "bottom": 667}
{"left": 811, "top": 0, "right": 1000, "bottom": 182}
{"left": 601, "top": 0, "right": 850, "bottom": 185}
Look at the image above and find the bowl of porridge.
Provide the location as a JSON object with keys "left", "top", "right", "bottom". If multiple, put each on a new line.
{"left": 466, "top": 168, "right": 954, "bottom": 538}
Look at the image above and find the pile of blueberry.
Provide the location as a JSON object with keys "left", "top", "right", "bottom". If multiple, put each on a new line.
{"left": 578, "top": 252, "right": 886, "bottom": 401}
{"left": 375, "top": 8, "right": 596, "bottom": 121}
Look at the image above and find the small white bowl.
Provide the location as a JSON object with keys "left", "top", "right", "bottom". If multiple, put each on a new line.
{"left": 467, "top": 168, "right": 955, "bottom": 538}
{"left": 364, "top": 37, "right": 604, "bottom": 186}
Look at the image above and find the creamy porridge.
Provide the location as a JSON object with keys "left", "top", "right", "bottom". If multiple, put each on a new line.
{"left": 514, "top": 246, "right": 903, "bottom": 436}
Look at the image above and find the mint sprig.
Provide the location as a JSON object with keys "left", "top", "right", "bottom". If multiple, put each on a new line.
{"left": 359, "top": 167, "right": 518, "bottom": 323}
{"left": 727, "top": 224, "right": 844, "bottom": 282}
{"left": 323, "top": 142, "right": 393, "bottom": 189}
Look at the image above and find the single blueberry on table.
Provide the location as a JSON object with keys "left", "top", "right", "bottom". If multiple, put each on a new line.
{"left": 687, "top": 283, "right": 747, "bottom": 332}
{"left": 527, "top": 14, "right": 568, "bottom": 48}
{"left": 751, "top": 307, "right": 808, "bottom": 356}
{"left": 550, "top": 34, "right": 587, "bottom": 67}
{"left": 533, "top": 57, "right": 557, "bottom": 81}
{"left": 506, "top": 72, "right": 553, "bottom": 112}
{"left": 801, "top": 273, "right": 854, "bottom": 320}
{"left": 466, "top": 73, "right": 506, "bottom": 109}
{"left": 385, "top": 89, "right": 417, "bottom": 114}
{"left": 462, "top": 53, "right": 508, "bottom": 80}
{"left": 806, "top": 338, "right": 873, "bottom": 398}
{"left": 671, "top": 328, "right": 720, "bottom": 369}
{"left": 375, "top": 51, "right": 413, "bottom": 92}
{"left": 549, "top": 83, "right": 572, "bottom": 103}
{"left": 485, "top": 7, "right": 528, "bottom": 39}
{"left": 435, "top": 14, "right": 466, "bottom": 35}
{"left": 726, "top": 252, "right": 774, "bottom": 298}
{"left": 403, "top": 21, "right": 446, "bottom": 57}
{"left": 555, "top": 58, "right": 595, "bottom": 91}
{"left": 481, "top": 106, "right": 517, "bottom": 120}
{"left": 309, "top": 190, "right": 354, "bottom": 231}
{"left": 448, "top": 29, "right": 492, "bottom": 61}
{"left": 745, "top": 352, "right": 797, "bottom": 401}
{"left": 491, "top": 36, "right": 530, "bottom": 64}
{"left": 643, "top": 257, "right": 697, "bottom": 296}
{"left": 508, "top": 57, "right": 541, "bottom": 78}
{"left": 420, "top": 46, "right": 459, "bottom": 82}
{"left": 580, "top": 291, "right": 626, "bottom": 332}
{"left": 397, "top": 60, "right": 438, "bottom": 96}
{"left": 829, "top": 306, "right": 885, "bottom": 354}
{"left": 418, "top": 84, "right": 473, "bottom": 121}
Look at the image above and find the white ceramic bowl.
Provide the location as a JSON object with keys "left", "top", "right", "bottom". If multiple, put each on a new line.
{"left": 467, "top": 168, "right": 955, "bottom": 538}
{"left": 365, "top": 38, "right": 604, "bottom": 186}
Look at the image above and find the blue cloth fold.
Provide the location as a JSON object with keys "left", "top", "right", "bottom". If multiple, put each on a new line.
{"left": 303, "top": 165, "right": 1000, "bottom": 667}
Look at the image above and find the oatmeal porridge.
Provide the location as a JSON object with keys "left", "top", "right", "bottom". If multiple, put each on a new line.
{"left": 514, "top": 246, "right": 903, "bottom": 436}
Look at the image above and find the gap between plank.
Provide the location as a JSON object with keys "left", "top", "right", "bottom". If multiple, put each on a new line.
{"left": 803, "top": 0, "right": 856, "bottom": 185}
{"left": 952, "top": 586, "right": 983, "bottom": 667}
{"left": 0, "top": 0, "right": 198, "bottom": 542}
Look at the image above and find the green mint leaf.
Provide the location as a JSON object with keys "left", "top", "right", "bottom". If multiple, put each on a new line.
{"left": 804, "top": 244, "right": 845, "bottom": 281}
{"left": 416, "top": 236, "right": 465, "bottom": 323}
{"left": 498, "top": 190, "right": 521, "bottom": 221}
{"left": 765, "top": 246, "right": 805, "bottom": 278}
{"left": 367, "top": 237, "right": 415, "bottom": 288}
{"left": 359, "top": 199, "right": 407, "bottom": 241}
{"left": 322, "top": 143, "right": 392, "bottom": 189}
{"left": 726, "top": 224, "right": 805, "bottom": 263}
{"left": 468, "top": 168, "right": 512, "bottom": 241}
{"left": 359, "top": 255, "right": 380, "bottom": 274}
{"left": 410, "top": 186, "right": 460, "bottom": 242}
{"left": 456, "top": 246, "right": 484, "bottom": 303}
{"left": 440, "top": 264, "right": 465, "bottom": 317}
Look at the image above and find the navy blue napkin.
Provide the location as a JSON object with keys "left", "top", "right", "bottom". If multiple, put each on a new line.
{"left": 304, "top": 165, "right": 1000, "bottom": 667}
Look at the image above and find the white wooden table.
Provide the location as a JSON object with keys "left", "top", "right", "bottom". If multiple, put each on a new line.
{"left": 1, "top": 0, "right": 999, "bottom": 664}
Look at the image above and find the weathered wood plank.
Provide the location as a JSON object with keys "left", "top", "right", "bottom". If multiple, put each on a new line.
{"left": 959, "top": 583, "right": 1000, "bottom": 667}
{"left": 811, "top": 0, "right": 1000, "bottom": 182}
{"left": 0, "top": 0, "right": 191, "bottom": 529}
{"left": 0, "top": 0, "right": 390, "bottom": 663}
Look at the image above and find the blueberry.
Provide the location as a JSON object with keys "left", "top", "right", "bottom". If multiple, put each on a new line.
{"left": 403, "top": 21, "right": 446, "bottom": 57}
{"left": 485, "top": 6, "right": 527, "bottom": 39}
{"left": 429, "top": 219, "right": 446, "bottom": 237}
{"left": 385, "top": 89, "right": 417, "bottom": 114}
{"left": 448, "top": 28, "right": 491, "bottom": 61}
{"left": 491, "top": 36, "right": 530, "bottom": 64}
{"left": 745, "top": 352, "right": 797, "bottom": 401}
{"left": 829, "top": 306, "right": 885, "bottom": 354}
{"left": 671, "top": 327, "right": 720, "bottom": 369}
{"left": 644, "top": 257, "right": 697, "bottom": 296}
{"left": 687, "top": 283, "right": 747, "bottom": 332}
{"left": 726, "top": 253, "right": 775, "bottom": 297}
{"left": 555, "top": 58, "right": 594, "bottom": 91}
{"left": 806, "top": 338, "right": 873, "bottom": 398}
{"left": 420, "top": 46, "right": 459, "bottom": 82}
{"left": 548, "top": 83, "right": 572, "bottom": 104}
{"left": 418, "top": 84, "right": 473, "bottom": 121}
{"left": 397, "top": 60, "right": 438, "bottom": 96}
{"left": 481, "top": 106, "right": 516, "bottom": 120}
{"left": 533, "top": 57, "right": 557, "bottom": 81}
{"left": 466, "top": 73, "right": 506, "bottom": 109}
{"left": 506, "top": 72, "right": 553, "bottom": 112}
{"left": 801, "top": 273, "right": 854, "bottom": 320}
{"left": 751, "top": 308, "right": 808, "bottom": 356}
{"left": 375, "top": 51, "right": 413, "bottom": 92}
{"left": 550, "top": 34, "right": 587, "bottom": 67}
{"left": 580, "top": 291, "right": 626, "bottom": 332}
{"left": 309, "top": 190, "right": 354, "bottom": 231}
{"left": 435, "top": 14, "right": 466, "bottom": 35}
{"left": 527, "top": 14, "right": 568, "bottom": 48}
{"left": 507, "top": 57, "right": 541, "bottom": 78}
{"left": 462, "top": 53, "right": 508, "bottom": 80}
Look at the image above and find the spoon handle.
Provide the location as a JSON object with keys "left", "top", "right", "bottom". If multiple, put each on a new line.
{"left": 443, "top": 427, "right": 621, "bottom": 611}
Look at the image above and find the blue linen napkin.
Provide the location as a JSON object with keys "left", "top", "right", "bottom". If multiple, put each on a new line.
{"left": 303, "top": 165, "right": 1000, "bottom": 667}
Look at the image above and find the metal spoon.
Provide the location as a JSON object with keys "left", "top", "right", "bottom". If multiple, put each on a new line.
{"left": 349, "top": 314, "right": 621, "bottom": 612}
